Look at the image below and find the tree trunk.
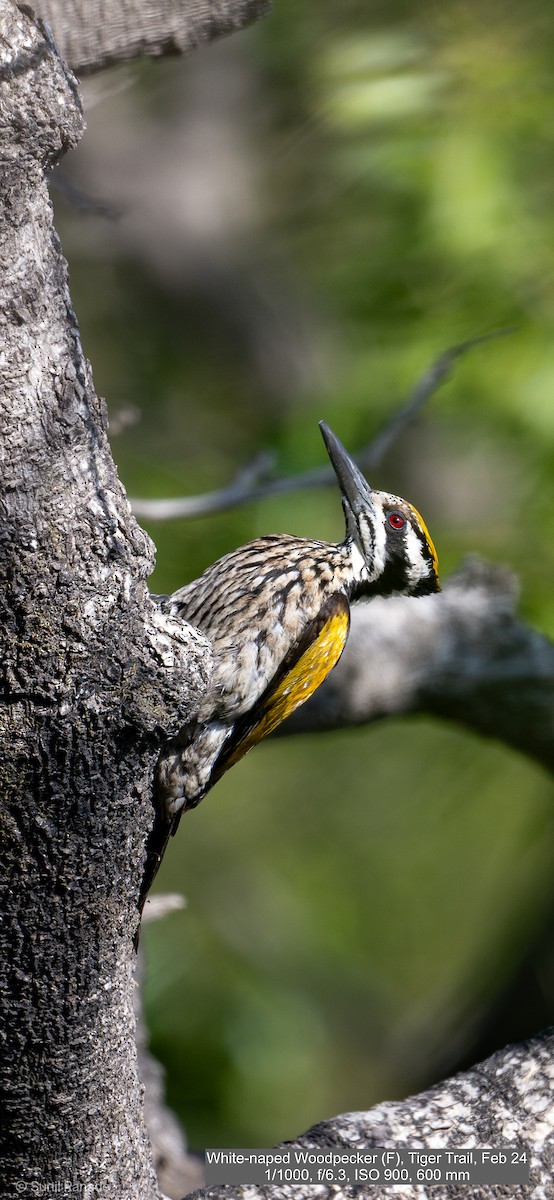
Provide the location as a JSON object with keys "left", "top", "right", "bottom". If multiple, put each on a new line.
{"left": 0, "top": 3, "right": 214, "bottom": 1195}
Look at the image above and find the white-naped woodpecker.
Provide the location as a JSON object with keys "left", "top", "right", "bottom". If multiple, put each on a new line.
{"left": 142, "top": 421, "right": 440, "bottom": 909}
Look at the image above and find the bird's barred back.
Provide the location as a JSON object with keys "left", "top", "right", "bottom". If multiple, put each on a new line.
{"left": 170, "top": 536, "right": 352, "bottom": 722}
{"left": 172, "top": 536, "right": 348, "bottom": 629}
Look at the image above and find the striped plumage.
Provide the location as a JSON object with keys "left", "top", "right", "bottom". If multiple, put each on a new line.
{"left": 155, "top": 422, "right": 440, "bottom": 824}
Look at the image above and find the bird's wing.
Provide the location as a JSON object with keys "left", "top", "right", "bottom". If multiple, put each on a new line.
{"left": 210, "top": 589, "right": 350, "bottom": 784}
{"left": 138, "top": 588, "right": 350, "bottom": 924}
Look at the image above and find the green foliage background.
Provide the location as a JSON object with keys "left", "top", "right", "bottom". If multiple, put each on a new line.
{"left": 56, "top": 0, "right": 554, "bottom": 1150}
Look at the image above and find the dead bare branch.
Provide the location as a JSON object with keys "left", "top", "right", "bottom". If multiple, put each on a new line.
{"left": 130, "top": 330, "right": 514, "bottom": 522}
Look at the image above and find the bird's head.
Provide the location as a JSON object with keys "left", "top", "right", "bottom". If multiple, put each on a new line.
{"left": 320, "top": 420, "right": 440, "bottom": 598}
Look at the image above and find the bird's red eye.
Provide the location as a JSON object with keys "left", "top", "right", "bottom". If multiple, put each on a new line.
{"left": 388, "top": 512, "right": 405, "bottom": 530}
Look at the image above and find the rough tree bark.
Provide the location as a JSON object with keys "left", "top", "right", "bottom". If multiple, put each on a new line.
{"left": 1, "top": 2, "right": 554, "bottom": 1199}
{"left": 38, "top": 0, "right": 271, "bottom": 75}
{"left": 0, "top": 1, "right": 260, "bottom": 1197}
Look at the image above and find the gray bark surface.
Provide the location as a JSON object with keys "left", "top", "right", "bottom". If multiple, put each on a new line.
{"left": 36, "top": 0, "right": 271, "bottom": 74}
{"left": 187, "top": 1029, "right": 554, "bottom": 1200}
{"left": 0, "top": 4, "right": 210, "bottom": 1195}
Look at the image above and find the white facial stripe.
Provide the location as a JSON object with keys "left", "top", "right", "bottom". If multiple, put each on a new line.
{"left": 348, "top": 507, "right": 385, "bottom": 582}
{"left": 404, "top": 522, "right": 429, "bottom": 585}
{"left": 352, "top": 500, "right": 387, "bottom": 582}
{"left": 371, "top": 506, "right": 387, "bottom": 579}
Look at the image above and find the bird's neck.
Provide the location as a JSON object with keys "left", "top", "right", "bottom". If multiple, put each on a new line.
{"left": 338, "top": 537, "right": 372, "bottom": 600}
{"left": 340, "top": 535, "right": 399, "bottom": 601}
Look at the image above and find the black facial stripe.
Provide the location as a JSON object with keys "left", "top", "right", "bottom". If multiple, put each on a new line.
{"left": 387, "top": 516, "right": 434, "bottom": 566}
{"left": 410, "top": 574, "right": 437, "bottom": 597}
{"left": 373, "top": 555, "right": 411, "bottom": 596}
{"left": 351, "top": 552, "right": 409, "bottom": 599}
{"left": 385, "top": 508, "right": 427, "bottom": 548}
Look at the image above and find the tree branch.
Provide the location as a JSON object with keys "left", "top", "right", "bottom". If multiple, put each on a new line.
{"left": 35, "top": 0, "right": 271, "bottom": 75}
{"left": 281, "top": 557, "right": 554, "bottom": 774}
{"left": 129, "top": 331, "right": 514, "bottom": 522}
{"left": 187, "top": 1028, "right": 554, "bottom": 1200}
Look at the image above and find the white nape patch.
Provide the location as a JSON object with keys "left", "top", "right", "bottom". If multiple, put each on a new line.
{"left": 405, "top": 522, "right": 429, "bottom": 586}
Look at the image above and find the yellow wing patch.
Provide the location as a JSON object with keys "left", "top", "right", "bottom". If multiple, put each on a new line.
{"left": 224, "top": 601, "right": 350, "bottom": 773}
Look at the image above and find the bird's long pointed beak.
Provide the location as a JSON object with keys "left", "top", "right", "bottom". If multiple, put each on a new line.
{"left": 319, "top": 421, "right": 374, "bottom": 514}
